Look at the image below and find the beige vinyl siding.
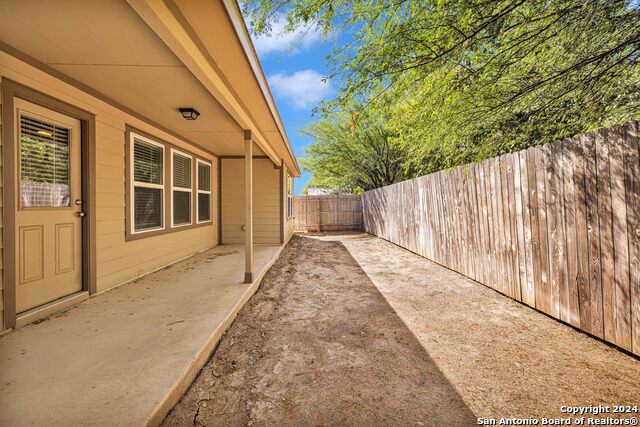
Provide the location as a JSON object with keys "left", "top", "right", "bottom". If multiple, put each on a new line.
{"left": 0, "top": 51, "right": 219, "bottom": 303}
{"left": 0, "top": 77, "right": 4, "bottom": 330}
{"left": 221, "top": 158, "right": 280, "bottom": 244}
{"left": 283, "top": 166, "right": 294, "bottom": 242}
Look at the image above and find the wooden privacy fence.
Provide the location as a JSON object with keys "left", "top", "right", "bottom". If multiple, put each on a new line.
{"left": 362, "top": 121, "right": 640, "bottom": 356}
{"left": 294, "top": 195, "right": 362, "bottom": 232}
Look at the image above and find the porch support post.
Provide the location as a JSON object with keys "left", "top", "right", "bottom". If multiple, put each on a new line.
{"left": 244, "top": 130, "right": 254, "bottom": 283}
{"left": 279, "top": 158, "right": 285, "bottom": 244}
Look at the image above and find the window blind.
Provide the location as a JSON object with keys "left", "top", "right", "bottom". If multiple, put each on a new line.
{"left": 287, "top": 175, "right": 294, "bottom": 218}
{"left": 173, "top": 153, "right": 191, "bottom": 188}
{"left": 197, "top": 162, "right": 211, "bottom": 222}
{"left": 173, "top": 191, "right": 191, "bottom": 225}
{"left": 198, "top": 163, "right": 211, "bottom": 191}
{"left": 172, "top": 152, "right": 192, "bottom": 226}
{"left": 133, "top": 138, "right": 163, "bottom": 184}
{"left": 132, "top": 136, "right": 164, "bottom": 231}
{"left": 134, "top": 187, "right": 162, "bottom": 230}
{"left": 20, "top": 115, "right": 71, "bottom": 207}
{"left": 198, "top": 193, "right": 211, "bottom": 222}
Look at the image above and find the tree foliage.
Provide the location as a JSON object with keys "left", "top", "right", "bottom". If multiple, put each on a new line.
{"left": 244, "top": 0, "right": 640, "bottom": 189}
{"left": 301, "top": 113, "right": 415, "bottom": 192}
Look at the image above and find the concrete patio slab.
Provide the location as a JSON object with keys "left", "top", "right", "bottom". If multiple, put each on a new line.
{"left": 0, "top": 244, "right": 283, "bottom": 427}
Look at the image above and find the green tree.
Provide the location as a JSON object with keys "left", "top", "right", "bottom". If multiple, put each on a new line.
{"left": 301, "top": 113, "right": 415, "bottom": 192}
{"left": 244, "top": 0, "right": 640, "bottom": 189}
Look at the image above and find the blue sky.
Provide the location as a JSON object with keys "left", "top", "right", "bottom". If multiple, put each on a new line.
{"left": 247, "top": 18, "right": 341, "bottom": 194}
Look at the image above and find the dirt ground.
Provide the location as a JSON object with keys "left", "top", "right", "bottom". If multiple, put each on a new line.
{"left": 164, "top": 233, "right": 640, "bottom": 426}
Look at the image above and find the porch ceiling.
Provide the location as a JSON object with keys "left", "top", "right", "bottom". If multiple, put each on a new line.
{"left": 0, "top": 0, "right": 272, "bottom": 157}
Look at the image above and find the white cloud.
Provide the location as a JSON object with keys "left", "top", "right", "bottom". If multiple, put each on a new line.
{"left": 268, "top": 70, "right": 333, "bottom": 110}
{"left": 252, "top": 15, "right": 321, "bottom": 56}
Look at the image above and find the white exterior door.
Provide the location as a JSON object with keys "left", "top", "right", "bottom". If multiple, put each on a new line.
{"left": 14, "top": 98, "right": 83, "bottom": 313}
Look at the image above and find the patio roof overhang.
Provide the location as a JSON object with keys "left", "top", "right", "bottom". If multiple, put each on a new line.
{"left": 0, "top": 0, "right": 300, "bottom": 176}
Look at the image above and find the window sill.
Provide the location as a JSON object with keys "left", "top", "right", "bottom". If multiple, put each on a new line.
{"left": 125, "top": 220, "right": 214, "bottom": 242}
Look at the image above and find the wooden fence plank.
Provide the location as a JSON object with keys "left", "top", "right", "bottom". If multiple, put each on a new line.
{"left": 492, "top": 157, "right": 505, "bottom": 294}
{"left": 451, "top": 171, "right": 460, "bottom": 272}
{"left": 456, "top": 170, "right": 465, "bottom": 274}
{"left": 611, "top": 125, "right": 632, "bottom": 350}
{"left": 415, "top": 177, "right": 426, "bottom": 257}
{"left": 500, "top": 155, "right": 512, "bottom": 296}
{"left": 484, "top": 160, "right": 497, "bottom": 290}
{"left": 471, "top": 165, "right": 484, "bottom": 284}
{"left": 539, "top": 145, "right": 554, "bottom": 314}
{"left": 465, "top": 167, "right": 477, "bottom": 280}
{"left": 441, "top": 173, "right": 451, "bottom": 267}
{"left": 432, "top": 175, "right": 440, "bottom": 263}
{"left": 520, "top": 151, "right": 536, "bottom": 307}
{"left": 563, "top": 138, "right": 581, "bottom": 327}
{"left": 463, "top": 168, "right": 473, "bottom": 279}
{"left": 436, "top": 178, "right": 445, "bottom": 264}
{"left": 472, "top": 166, "right": 482, "bottom": 282}
{"left": 625, "top": 121, "right": 640, "bottom": 354}
{"left": 596, "top": 129, "right": 615, "bottom": 342}
{"left": 543, "top": 143, "right": 562, "bottom": 317}
{"left": 506, "top": 154, "right": 520, "bottom": 300}
{"left": 477, "top": 163, "right": 489, "bottom": 285}
{"left": 514, "top": 152, "right": 527, "bottom": 302}
{"left": 575, "top": 134, "right": 592, "bottom": 333}
{"left": 455, "top": 170, "right": 463, "bottom": 273}
{"left": 551, "top": 140, "right": 567, "bottom": 320}
{"left": 527, "top": 147, "right": 542, "bottom": 308}
{"left": 584, "top": 132, "right": 603, "bottom": 338}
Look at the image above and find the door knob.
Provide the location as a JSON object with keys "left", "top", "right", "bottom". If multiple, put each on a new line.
{"left": 75, "top": 211, "right": 86, "bottom": 217}
{"left": 75, "top": 199, "right": 83, "bottom": 205}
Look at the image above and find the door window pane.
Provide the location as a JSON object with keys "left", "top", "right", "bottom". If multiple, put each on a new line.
{"left": 20, "top": 115, "right": 71, "bottom": 208}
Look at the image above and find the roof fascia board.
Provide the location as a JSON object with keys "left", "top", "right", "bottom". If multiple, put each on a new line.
{"left": 221, "top": 0, "right": 300, "bottom": 176}
{"left": 126, "top": 0, "right": 281, "bottom": 166}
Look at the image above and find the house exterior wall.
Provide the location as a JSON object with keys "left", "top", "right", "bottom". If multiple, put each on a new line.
{"left": 283, "top": 165, "right": 294, "bottom": 243}
{"left": 221, "top": 158, "right": 280, "bottom": 244}
{"left": 0, "top": 51, "right": 219, "bottom": 330}
{"left": 0, "top": 75, "right": 5, "bottom": 331}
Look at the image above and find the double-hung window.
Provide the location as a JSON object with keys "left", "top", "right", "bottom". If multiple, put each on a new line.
{"left": 287, "top": 174, "right": 294, "bottom": 218}
{"left": 197, "top": 159, "right": 212, "bottom": 223}
{"left": 127, "top": 128, "right": 215, "bottom": 239}
{"left": 171, "top": 149, "right": 193, "bottom": 227}
{"left": 131, "top": 135, "right": 164, "bottom": 233}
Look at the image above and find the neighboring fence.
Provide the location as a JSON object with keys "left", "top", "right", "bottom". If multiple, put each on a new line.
{"left": 362, "top": 121, "right": 640, "bottom": 356}
{"left": 294, "top": 195, "right": 362, "bottom": 232}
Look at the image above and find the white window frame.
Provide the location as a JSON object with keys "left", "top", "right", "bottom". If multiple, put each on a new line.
{"left": 196, "top": 159, "right": 213, "bottom": 224}
{"left": 170, "top": 148, "right": 193, "bottom": 228}
{"left": 130, "top": 133, "right": 165, "bottom": 235}
{"left": 287, "top": 174, "right": 294, "bottom": 219}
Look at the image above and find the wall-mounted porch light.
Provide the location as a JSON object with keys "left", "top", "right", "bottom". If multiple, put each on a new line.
{"left": 179, "top": 107, "right": 200, "bottom": 120}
